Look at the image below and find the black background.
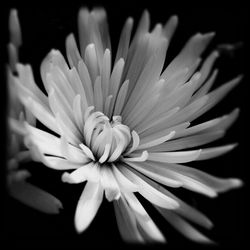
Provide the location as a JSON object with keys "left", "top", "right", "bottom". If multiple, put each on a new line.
{"left": 1, "top": 0, "right": 247, "bottom": 249}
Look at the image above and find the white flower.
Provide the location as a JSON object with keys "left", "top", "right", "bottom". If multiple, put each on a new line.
{"left": 7, "top": 9, "right": 62, "bottom": 214}
{"left": 11, "top": 8, "right": 243, "bottom": 243}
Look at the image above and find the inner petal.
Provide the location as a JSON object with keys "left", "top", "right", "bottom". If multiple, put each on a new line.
{"left": 83, "top": 109, "right": 132, "bottom": 163}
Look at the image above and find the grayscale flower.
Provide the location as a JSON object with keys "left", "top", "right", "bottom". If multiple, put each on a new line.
{"left": 7, "top": 9, "right": 62, "bottom": 214}
{"left": 10, "top": 8, "right": 243, "bottom": 243}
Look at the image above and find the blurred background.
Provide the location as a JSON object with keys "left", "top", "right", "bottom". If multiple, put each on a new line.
{"left": 1, "top": 1, "right": 247, "bottom": 249}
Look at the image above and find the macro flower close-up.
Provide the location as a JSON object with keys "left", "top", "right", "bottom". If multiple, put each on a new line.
{"left": 3, "top": 3, "right": 245, "bottom": 248}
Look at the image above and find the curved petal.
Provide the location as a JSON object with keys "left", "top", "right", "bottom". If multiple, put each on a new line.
{"left": 74, "top": 181, "right": 103, "bottom": 233}
{"left": 156, "top": 208, "right": 213, "bottom": 244}
{"left": 124, "top": 192, "right": 166, "bottom": 242}
{"left": 120, "top": 164, "right": 179, "bottom": 210}
{"left": 114, "top": 196, "right": 144, "bottom": 243}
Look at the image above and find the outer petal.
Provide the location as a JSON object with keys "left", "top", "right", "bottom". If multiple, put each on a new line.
{"left": 9, "top": 180, "right": 62, "bottom": 214}
{"left": 156, "top": 207, "right": 213, "bottom": 244}
{"left": 74, "top": 181, "right": 103, "bottom": 233}
{"left": 114, "top": 196, "right": 144, "bottom": 243}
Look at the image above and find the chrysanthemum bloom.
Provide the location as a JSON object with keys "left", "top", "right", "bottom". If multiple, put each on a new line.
{"left": 7, "top": 9, "right": 62, "bottom": 214}
{"left": 11, "top": 8, "right": 243, "bottom": 243}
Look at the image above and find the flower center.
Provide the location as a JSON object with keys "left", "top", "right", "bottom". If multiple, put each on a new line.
{"left": 83, "top": 107, "right": 131, "bottom": 164}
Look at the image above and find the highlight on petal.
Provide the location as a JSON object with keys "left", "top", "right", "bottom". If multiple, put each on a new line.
{"left": 74, "top": 181, "right": 103, "bottom": 233}
{"left": 124, "top": 192, "right": 166, "bottom": 243}
{"left": 120, "top": 164, "right": 180, "bottom": 210}
{"left": 100, "top": 166, "right": 121, "bottom": 201}
{"left": 147, "top": 150, "right": 201, "bottom": 163}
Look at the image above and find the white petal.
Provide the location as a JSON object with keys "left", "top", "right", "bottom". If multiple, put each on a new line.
{"left": 190, "top": 75, "right": 243, "bottom": 121}
{"left": 108, "top": 58, "right": 125, "bottom": 116}
{"left": 126, "top": 161, "right": 183, "bottom": 188}
{"left": 114, "top": 17, "right": 134, "bottom": 64}
{"left": 101, "top": 49, "right": 111, "bottom": 101}
{"left": 192, "top": 69, "right": 218, "bottom": 100}
{"left": 84, "top": 43, "right": 99, "bottom": 83}
{"left": 78, "top": 60, "right": 94, "bottom": 106}
{"left": 74, "top": 181, "right": 103, "bottom": 233}
{"left": 114, "top": 196, "right": 144, "bottom": 243}
{"left": 156, "top": 208, "right": 213, "bottom": 243}
{"left": 150, "top": 130, "right": 224, "bottom": 152}
{"left": 42, "top": 156, "right": 84, "bottom": 170}
{"left": 100, "top": 167, "right": 121, "bottom": 201}
{"left": 62, "top": 162, "right": 98, "bottom": 184}
{"left": 16, "top": 64, "right": 49, "bottom": 109}
{"left": 149, "top": 161, "right": 242, "bottom": 196}
{"left": 148, "top": 150, "right": 201, "bottom": 163}
{"left": 174, "top": 108, "right": 239, "bottom": 139}
{"left": 193, "top": 51, "right": 219, "bottom": 92}
{"left": 65, "top": 33, "right": 81, "bottom": 69}
{"left": 161, "top": 32, "right": 215, "bottom": 81}
{"left": 124, "top": 151, "right": 148, "bottom": 162}
{"left": 137, "top": 131, "right": 176, "bottom": 150}
{"left": 122, "top": 38, "right": 167, "bottom": 120}
{"left": 113, "top": 80, "right": 129, "bottom": 116}
{"left": 124, "top": 130, "right": 140, "bottom": 155}
{"left": 163, "top": 15, "right": 178, "bottom": 40}
{"left": 120, "top": 165, "right": 179, "bottom": 210}
{"left": 99, "top": 144, "right": 111, "bottom": 163}
{"left": 112, "top": 164, "right": 138, "bottom": 192}
{"left": 25, "top": 123, "right": 62, "bottom": 156}
{"left": 124, "top": 192, "right": 166, "bottom": 242}
{"left": 79, "top": 143, "right": 96, "bottom": 161}
{"left": 93, "top": 76, "right": 104, "bottom": 112}
{"left": 197, "top": 144, "right": 240, "bottom": 161}
{"left": 9, "top": 9, "right": 22, "bottom": 47}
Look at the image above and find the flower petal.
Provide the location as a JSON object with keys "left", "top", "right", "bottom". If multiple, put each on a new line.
{"left": 114, "top": 17, "right": 134, "bottom": 64}
{"left": 125, "top": 161, "right": 183, "bottom": 188}
{"left": 124, "top": 192, "right": 166, "bottom": 242}
{"left": 197, "top": 144, "right": 241, "bottom": 161}
{"left": 114, "top": 196, "right": 144, "bottom": 243}
{"left": 156, "top": 208, "right": 213, "bottom": 244}
{"left": 149, "top": 130, "right": 225, "bottom": 152}
{"left": 9, "top": 180, "right": 63, "bottom": 214}
{"left": 147, "top": 161, "right": 242, "bottom": 195}
{"left": 120, "top": 165, "right": 179, "bottom": 210}
{"left": 65, "top": 33, "right": 81, "bottom": 69}
{"left": 74, "top": 181, "right": 103, "bottom": 233}
{"left": 112, "top": 164, "right": 138, "bottom": 192}
{"left": 62, "top": 163, "right": 98, "bottom": 184}
{"left": 148, "top": 150, "right": 201, "bottom": 163}
{"left": 100, "top": 166, "right": 121, "bottom": 201}
{"left": 161, "top": 32, "right": 215, "bottom": 81}
{"left": 133, "top": 173, "right": 213, "bottom": 229}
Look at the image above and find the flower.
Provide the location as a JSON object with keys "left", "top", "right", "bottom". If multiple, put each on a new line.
{"left": 11, "top": 7, "right": 243, "bottom": 243}
{"left": 7, "top": 9, "right": 62, "bottom": 214}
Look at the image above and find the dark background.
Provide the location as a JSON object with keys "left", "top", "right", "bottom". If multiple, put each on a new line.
{"left": 1, "top": 1, "right": 247, "bottom": 249}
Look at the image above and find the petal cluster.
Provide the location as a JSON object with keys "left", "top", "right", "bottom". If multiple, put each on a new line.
{"left": 9, "top": 8, "right": 243, "bottom": 243}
